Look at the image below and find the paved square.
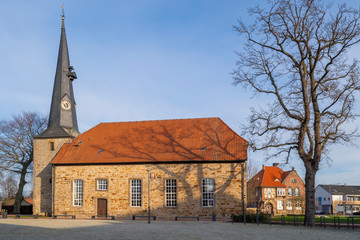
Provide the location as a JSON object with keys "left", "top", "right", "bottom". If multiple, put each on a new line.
{"left": 0, "top": 219, "right": 358, "bottom": 240}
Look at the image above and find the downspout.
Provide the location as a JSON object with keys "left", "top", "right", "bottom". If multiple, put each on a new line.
{"left": 242, "top": 162, "right": 246, "bottom": 224}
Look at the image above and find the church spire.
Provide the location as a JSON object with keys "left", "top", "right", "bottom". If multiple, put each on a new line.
{"left": 37, "top": 8, "right": 80, "bottom": 138}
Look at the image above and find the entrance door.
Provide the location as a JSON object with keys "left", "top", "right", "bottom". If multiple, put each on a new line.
{"left": 264, "top": 203, "right": 273, "bottom": 214}
{"left": 97, "top": 198, "right": 107, "bottom": 217}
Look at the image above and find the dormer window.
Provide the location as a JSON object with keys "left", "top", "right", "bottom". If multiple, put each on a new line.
{"left": 275, "top": 178, "right": 280, "bottom": 181}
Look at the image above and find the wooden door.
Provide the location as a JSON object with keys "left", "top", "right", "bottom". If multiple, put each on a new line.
{"left": 97, "top": 198, "right": 107, "bottom": 216}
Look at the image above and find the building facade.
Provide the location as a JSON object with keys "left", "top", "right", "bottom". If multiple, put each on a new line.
{"left": 315, "top": 185, "right": 360, "bottom": 214}
{"left": 33, "top": 16, "right": 248, "bottom": 219}
{"left": 247, "top": 163, "right": 305, "bottom": 216}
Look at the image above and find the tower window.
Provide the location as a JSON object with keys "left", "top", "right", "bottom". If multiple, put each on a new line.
{"left": 49, "top": 141, "right": 55, "bottom": 151}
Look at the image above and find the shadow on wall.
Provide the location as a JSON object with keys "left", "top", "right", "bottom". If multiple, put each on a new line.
{"left": 56, "top": 119, "right": 248, "bottom": 218}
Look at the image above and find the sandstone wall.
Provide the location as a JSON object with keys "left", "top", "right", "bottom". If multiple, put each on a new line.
{"left": 53, "top": 162, "right": 246, "bottom": 219}
{"left": 33, "top": 138, "right": 72, "bottom": 215}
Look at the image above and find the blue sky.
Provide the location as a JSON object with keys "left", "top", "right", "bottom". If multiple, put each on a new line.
{"left": 1, "top": 0, "right": 360, "bottom": 188}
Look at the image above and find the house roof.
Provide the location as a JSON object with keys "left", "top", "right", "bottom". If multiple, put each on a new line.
{"left": 24, "top": 198, "right": 33, "bottom": 205}
{"left": 318, "top": 185, "right": 360, "bottom": 195}
{"left": 51, "top": 117, "right": 248, "bottom": 165}
{"left": 250, "top": 166, "right": 292, "bottom": 187}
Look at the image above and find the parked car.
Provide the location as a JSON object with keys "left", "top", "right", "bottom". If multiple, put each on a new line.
{"left": 353, "top": 211, "right": 360, "bottom": 215}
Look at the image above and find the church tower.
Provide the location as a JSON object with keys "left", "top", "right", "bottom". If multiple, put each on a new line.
{"left": 33, "top": 11, "right": 79, "bottom": 216}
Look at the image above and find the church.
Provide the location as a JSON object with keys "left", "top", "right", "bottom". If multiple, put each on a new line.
{"left": 33, "top": 15, "right": 248, "bottom": 219}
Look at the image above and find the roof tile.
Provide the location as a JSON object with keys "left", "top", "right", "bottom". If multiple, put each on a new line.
{"left": 51, "top": 117, "right": 248, "bottom": 165}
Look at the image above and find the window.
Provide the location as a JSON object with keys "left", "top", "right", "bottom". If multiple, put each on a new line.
{"left": 73, "top": 180, "right": 83, "bottom": 206}
{"left": 97, "top": 179, "right": 108, "bottom": 191}
{"left": 288, "top": 187, "right": 293, "bottom": 196}
{"left": 277, "top": 188, "right": 285, "bottom": 196}
{"left": 347, "top": 196, "right": 354, "bottom": 201}
{"left": 165, "top": 179, "right": 177, "bottom": 207}
{"left": 267, "top": 188, "right": 272, "bottom": 198}
{"left": 287, "top": 200, "right": 292, "bottom": 210}
{"left": 130, "top": 179, "right": 142, "bottom": 207}
{"left": 49, "top": 141, "right": 55, "bottom": 151}
{"left": 277, "top": 200, "right": 283, "bottom": 210}
{"left": 296, "top": 201, "right": 302, "bottom": 210}
{"left": 291, "top": 178, "right": 297, "bottom": 183}
{"left": 295, "top": 188, "right": 300, "bottom": 196}
{"left": 202, "top": 178, "right": 214, "bottom": 207}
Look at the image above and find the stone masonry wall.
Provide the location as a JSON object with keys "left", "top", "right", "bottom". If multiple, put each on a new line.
{"left": 33, "top": 138, "right": 72, "bottom": 215}
{"left": 53, "top": 162, "right": 246, "bottom": 219}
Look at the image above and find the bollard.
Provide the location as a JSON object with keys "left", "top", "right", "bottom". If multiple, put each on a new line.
{"left": 320, "top": 216, "right": 325, "bottom": 228}
{"left": 294, "top": 215, "right": 299, "bottom": 227}
{"left": 334, "top": 217, "right": 340, "bottom": 229}
{"left": 268, "top": 214, "right": 272, "bottom": 226}
{"left": 2, "top": 211, "right": 7, "bottom": 219}
{"left": 347, "top": 217, "right": 354, "bottom": 230}
{"left": 212, "top": 213, "right": 216, "bottom": 221}
{"left": 281, "top": 215, "right": 285, "bottom": 226}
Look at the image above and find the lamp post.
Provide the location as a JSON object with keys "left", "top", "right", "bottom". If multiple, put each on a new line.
{"left": 147, "top": 165, "right": 151, "bottom": 224}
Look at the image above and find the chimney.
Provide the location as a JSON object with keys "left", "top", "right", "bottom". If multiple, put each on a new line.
{"left": 292, "top": 166, "right": 295, "bottom": 171}
{"left": 273, "top": 163, "right": 279, "bottom": 167}
{"left": 262, "top": 164, "right": 265, "bottom": 170}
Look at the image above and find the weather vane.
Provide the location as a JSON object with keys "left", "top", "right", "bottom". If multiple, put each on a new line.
{"left": 61, "top": 5, "right": 65, "bottom": 21}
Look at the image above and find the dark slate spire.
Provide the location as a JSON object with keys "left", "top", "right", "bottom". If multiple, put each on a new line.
{"left": 37, "top": 12, "right": 80, "bottom": 138}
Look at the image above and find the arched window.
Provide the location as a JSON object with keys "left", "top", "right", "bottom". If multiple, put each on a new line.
{"left": 288, "top": 187, "right": 293, "bottom": 196}
{"left": 295, "top": 187, "right": 300, "bottom": 196}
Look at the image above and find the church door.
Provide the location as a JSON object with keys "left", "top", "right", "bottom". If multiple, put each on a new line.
{"left": 97, "top": 198, "right": 107, "bottom": 216}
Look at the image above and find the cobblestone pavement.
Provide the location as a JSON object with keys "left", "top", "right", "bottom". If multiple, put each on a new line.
{"left": 0, "top": 219, "right": 358, "bottom": 240}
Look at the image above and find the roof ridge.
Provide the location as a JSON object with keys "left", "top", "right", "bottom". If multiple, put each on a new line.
{"left": 97, "top": 117, "right": 221, "bottom": 125}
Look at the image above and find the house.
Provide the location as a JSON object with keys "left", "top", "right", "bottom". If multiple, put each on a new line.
{"left": 33, "top": 15, "right": 248, "bottom": 219}
{"left": 247, "top": 163, "right": 305, "bottom": 215}
{"left": 315, "top": 184, "right": 360, "bottom": 214}
{"left": 1, "top": 198, "right": 32, "bottom": 214}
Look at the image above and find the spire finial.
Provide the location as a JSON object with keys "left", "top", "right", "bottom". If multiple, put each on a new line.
{"left": 61, "top": 5, "right": 65, "bottom": 21}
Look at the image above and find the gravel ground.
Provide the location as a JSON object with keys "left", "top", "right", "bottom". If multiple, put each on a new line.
{"left": 0, "top": 219, "right": 358, "bottom": 240}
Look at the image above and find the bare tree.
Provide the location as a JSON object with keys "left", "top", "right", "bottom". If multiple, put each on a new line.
{"left": 246, "top": 158, "right": 260, "bottom": 180}
{"left": 0, "top": 174, "right": 18, "bottom": 199}
{"left": 233, "top": 0, "right": 360, "bottom": 225}
{"left": 0, "top": 112, "right": 47, "bottom": 213}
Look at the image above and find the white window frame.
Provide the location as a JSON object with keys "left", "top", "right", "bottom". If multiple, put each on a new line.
{"left": 296, "top": 201, "right": 302, "bottom": 210}
{"left": 97, "top": 179, "right": 108, "bottom": 191}
{"left": 130, "top": 179, "right": 142, "bottom": 207}
{"left": 295, "top": 187, "right": 300, "bottom": 196}
{"left": 73, "top": 179, "right": 83, "bottom": 206}
{"left": 202, "top": 178, "right": 214, "bottom": 207}
{"left": 288, "top": 187, "right": 293, "bottom": 196}
{"left": 277, "top": 200, "right": 283, "bottom": 210}
{"left": 165, "top": 179, "right": 177, "bottom": 207}
{"left": 287, "top": 200, "right": 292, "bottom": 210}
{"left": 267, "top": 188, "right": 272, "bottom": 198}
{"left": 277, "top": 188, "right": 285, "bottom": 196}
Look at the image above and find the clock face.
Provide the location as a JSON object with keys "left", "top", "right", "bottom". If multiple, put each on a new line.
{"left": 61, "top": 100, "right": 71, "bottom": 111}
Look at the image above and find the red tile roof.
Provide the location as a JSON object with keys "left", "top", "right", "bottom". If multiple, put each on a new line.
{"left": 250, "top": 166, "right": 291, "bottom": 187}
{"left": 24, "top": 198, "right": 33, "bottom": 205}
{"left": 51, "top": 117, "right": 248, "bottom": 165}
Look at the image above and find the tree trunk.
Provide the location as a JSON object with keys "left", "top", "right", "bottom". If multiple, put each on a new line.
{"left": 13, "top": 161, "right": 31, "bottom": 214}
{"left": 304, "top": 163, "right": 316, "bottom": 226}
